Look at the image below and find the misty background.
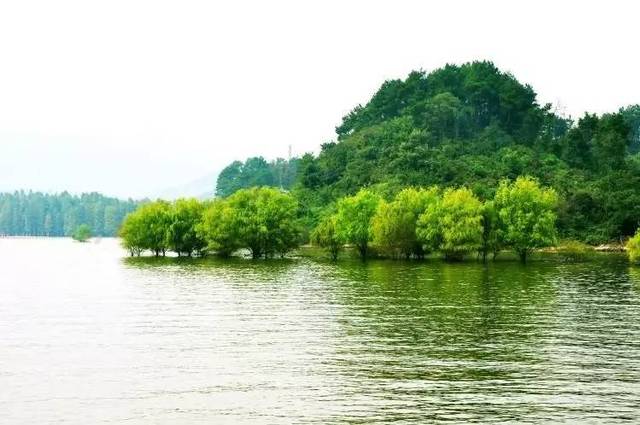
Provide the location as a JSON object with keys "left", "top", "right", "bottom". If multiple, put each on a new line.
{"left": 1, "top": 0, "right": 639, "bottom": 199}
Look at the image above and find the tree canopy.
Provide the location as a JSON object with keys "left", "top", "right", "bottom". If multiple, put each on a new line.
{"left": 216, "top": 156, "right": 299, "bottom": 197}
{"left": 494, "top": 176, "right": 558, "bottom": 262}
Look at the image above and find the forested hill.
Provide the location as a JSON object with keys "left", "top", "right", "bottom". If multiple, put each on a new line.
{"left": 0, "top": 191, "right": 139, "bottom": 237}
{"left": 216, "top": 157, "right": 299, "bottom": 197}
{"left": 216, "top": 61, "right": 640, "bottom": 243}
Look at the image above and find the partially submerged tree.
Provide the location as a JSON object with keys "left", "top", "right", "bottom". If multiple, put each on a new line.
{"left": 311, "top": 214, "right": 344, "bottom": 261}
{"left": 167, "top": 199, "right": 207, "bottom": 257}
{"left": 197, "top": 199, "right": 241, "bottom": 257}
{"left": 334, "top": 189, "right": 381, "bottom": 259}
{"left": 417, "top": 187, "right": 483, "bottom": 261}
{"left": 479, "top": 201, "right": 501, "bottom": 262}
{"left": 494, "top": 176, "right": 559, "bottom": 262}
{"left": 226, "top": 187, "right": 301, "bottom": 258}
{"left": 372, "top": 187, "right": 439, "bottom": 259}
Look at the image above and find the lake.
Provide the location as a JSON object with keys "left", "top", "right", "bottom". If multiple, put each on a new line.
{"left": 2, "top": 238, "right": 640, "bottom": 423}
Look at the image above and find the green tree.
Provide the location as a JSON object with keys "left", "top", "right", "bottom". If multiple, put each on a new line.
{"left": 167, "top": 199, "right": 207, "bottom": 257}
{"left": 627, "top": 230, "right": 640, "bottom": 264}
{"left": 480, "top": 201, "right": 501, "bottom": 262}
{"left": 137, "top": 201, "right": 172, "bottom": 256}
{"left": 119, "top": 212, "right": 145, "bottom": 256}
{"left": 226, "top": 187, "right": 300, "bottom": 258}
{"left": 417, "top": 187, "right": 483, "bottom": 261}
{"left": 334, "top": 189, "right": 381, "bottom": 259}
{"left": 71, "top": 224, "right": 92, "bottom": 242}
{"left": 372, "top": 187, "right": 439, "bottom": 258}
{"left": 494, "top": 176, "right": 559, "bottom": 262}
{"left": 197, "top": 199, "right": 241, "bottom": 257}
{"left": 311, "top": 214, "right": 344, "bottom": 260}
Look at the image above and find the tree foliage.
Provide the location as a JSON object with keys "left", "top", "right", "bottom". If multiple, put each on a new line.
{"left": 334, "top": 189, "right": 381, "bottom": 258}
{"left": 197, "top": 199, "right": 241, "bottom": 257}
{"left": 221, "top": 187, "right": 301, "bottom": 258}
{"left": 167, "top": 199, "right": 207, "bottom": 257}
{"left": 216, "top": 157, "right": 299, "bottom": 197}
{"left": 417, "top": 188, "right": 483, "bottom": 260}
{"left": 494, "top": 176, "right": 558, "bottom": 262}
{"left": 627, "top": 230, "right": 640, "bottom": 264}
{"left": 372, "top": 187, "right": 439, "bottom": 258}
{"left": 71, "top": 224, "right": 92, "bottom": 242}
{"left": 310, "top": 214, "right": 343, "bottom": 260}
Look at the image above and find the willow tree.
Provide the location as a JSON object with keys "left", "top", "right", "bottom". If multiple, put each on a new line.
{"left": 494, "top": 176, "right": 558, "bottom": 263}
{"left": 197, "top": 199, "right": 241, "bottom": 257}
{"left": 167, "top": 198, "right": 207, "bottom": 257}
{"left": 119, "top": 212, "right": 145, "bottom": 256}
{"left": 372, "top": 187, "right": 439, "bottom": 259}
{"left": 311, "top": 214, "right": 344, "bottom": 261}
{"left": 334, "top": 189, "right": 381, "bottom": 259}
{"left": 226, "top": 187, "right": 300, "bottom": 258}
{"left": 480, "top": 201, "right": 502, "bottom": 262}
{"left": 417, "top": 187, "right": 483, "bottom": 261}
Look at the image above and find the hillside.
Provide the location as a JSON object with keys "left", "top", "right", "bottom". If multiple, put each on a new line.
{"left": 218, "top": 61, "right": 640, "bottom": 243}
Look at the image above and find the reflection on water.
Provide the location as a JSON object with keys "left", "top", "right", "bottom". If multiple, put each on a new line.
{"left": 1, "top": 238, "right": 640, "bottom": 423}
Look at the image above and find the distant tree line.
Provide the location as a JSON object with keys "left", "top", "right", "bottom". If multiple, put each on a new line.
{"left": 0, "top": 191, "right": 139, "bottom": 237}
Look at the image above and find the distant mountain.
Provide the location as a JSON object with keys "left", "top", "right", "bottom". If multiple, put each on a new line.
{"left": 152, "top": 172, "right": 217, "bottom": 200}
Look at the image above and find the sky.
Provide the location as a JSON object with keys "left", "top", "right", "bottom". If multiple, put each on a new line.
{"left": 0, "top": 0, "right": 638, "bottom": 199}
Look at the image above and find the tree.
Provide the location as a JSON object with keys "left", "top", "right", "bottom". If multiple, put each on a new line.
{"left": 167, "top": 199, "right": 206, "bottom": 257}
{"left": 311, "top": 214, "right": 344, "bottom": 261}
{"left": 417, "top": 187, "right": 483, "bottom": 261}
{"left": 215, "top": 157, "right": 300, "bottom": 197}
{"left": 334, "top": 189, "right": 381, "bottom": 259}
{"left": 197, "top": 199, "right": 241, "bottom": 257}
{"left": 480, "top": 201, "right": 501, "bottom": 261}
{"left": 71, "top": 224, "right": 92, "bottom": 242}
{"left": 494, "top": 176, "right": 559, "bottom": 262}
{"left": 137, "top": 201, "right": 172, "bottom": 256}
{"left": 226, "top": 187, "right": 300, "bottom": 258}
{"left": 372, "top": 187, "right": 439, "bottom": 258}
{"left": 119, "top": 212, "right": 145, "bottom": 256}
{"left": 627, "top": 229, "right": 640, "bottom": 264}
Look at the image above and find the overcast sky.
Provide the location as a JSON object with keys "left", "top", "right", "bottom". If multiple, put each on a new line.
{"left": 0, "top": 0, "right": 638, "bottom": 199}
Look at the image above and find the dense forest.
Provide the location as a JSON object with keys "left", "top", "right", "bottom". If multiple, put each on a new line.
{"left": 0, "top": 191, "right": 139, "bottom": 237}
{"left": 217, "top": 61, "right": 640, "bottom": 244}
{"left": 216, "top": 156, "right": 300, "bottom": 197}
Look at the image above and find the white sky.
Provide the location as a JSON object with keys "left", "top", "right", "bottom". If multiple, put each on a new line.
{"left": 0, "top": 0, "right": 638, "bottom": 199}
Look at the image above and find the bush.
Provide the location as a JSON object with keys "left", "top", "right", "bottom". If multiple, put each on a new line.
{"left": 71, "top": 224, "right": 92, "bottom": 242}
{"left": 557, "top": 240, "right": 594, "bottom": 262}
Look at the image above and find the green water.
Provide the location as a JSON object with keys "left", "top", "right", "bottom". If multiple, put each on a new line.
{"left": 2, "top": 238, "right": 640, "bottom": 423}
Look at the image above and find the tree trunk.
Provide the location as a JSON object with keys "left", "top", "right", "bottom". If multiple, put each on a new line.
{"left": 358, "top": 243, "right": 368, "bottom": 260}
{"left": 519, "top": 250, "right": 527, "bottom": 263}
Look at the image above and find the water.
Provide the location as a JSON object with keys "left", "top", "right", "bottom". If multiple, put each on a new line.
{"left": 2, "top": 238, "right": 640, "bottom": 424}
